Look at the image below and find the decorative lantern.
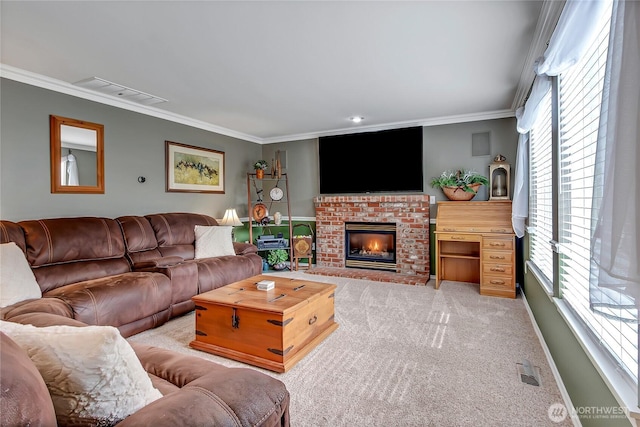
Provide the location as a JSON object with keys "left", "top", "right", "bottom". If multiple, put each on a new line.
{"left": 489, "top": 154, "right": 510, "bottom": 200}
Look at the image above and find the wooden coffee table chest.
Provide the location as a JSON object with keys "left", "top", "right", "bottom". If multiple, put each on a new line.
{"left": 190, "top": 275, "right": 338, "bottom": 372}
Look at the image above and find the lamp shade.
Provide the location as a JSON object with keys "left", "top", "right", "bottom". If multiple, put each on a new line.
{"left": 219, "top": 208, "right": 243, "bottom": 226}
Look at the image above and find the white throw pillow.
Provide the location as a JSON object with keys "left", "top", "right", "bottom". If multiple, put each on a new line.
{"left": 0, "top": 321, "right": 163, "bottom": 426}
{"left": 0, "top": 242, "right": 42, "bottom": 308}
{"left": 194, "top": 225, "right": 236, "bottom": 259}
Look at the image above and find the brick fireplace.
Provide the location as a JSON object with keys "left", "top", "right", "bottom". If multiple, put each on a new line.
{"left": 312, "top": 195, "right": 430, "bottom": 284}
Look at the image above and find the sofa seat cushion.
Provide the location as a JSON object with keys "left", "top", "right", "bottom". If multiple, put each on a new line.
{"left": 0, "top": 322, "right": 163, "bottom": 427}
{"left": 0, "top": 332, "right": 58, "bottom": 427}
{"left": 194, "top": 253, "right": 263, "bottom": 293}
{"left": 45, "top": 272, "right": 172, "bottom": 328}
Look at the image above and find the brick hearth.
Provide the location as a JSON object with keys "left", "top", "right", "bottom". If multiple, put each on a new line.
{"left": 312, "top": 195, "right": 430, "bottom": 285}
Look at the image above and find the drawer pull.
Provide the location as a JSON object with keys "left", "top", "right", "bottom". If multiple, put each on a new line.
{"left": 489, "top": 255, "right": 505, "bottom": 260}
{"left": 309, "top": 315, "right": 318, "bottom": 325}
{"left": 451, "top": 236, "right": 466, "bottom": 240}
{"left": 490, "top": 280, "right": 505, "bottom": 285}
{"left": 489, "top": 242, "right": 506, "bottom": 247}
{"left": 443, "top": 228, "right": 456, "bottom": 231}
{"left": 490, "top": 267, "right": 506, "bottom": 272}
{"left": 491, "top": 228, "right": 507, "bottom": 232}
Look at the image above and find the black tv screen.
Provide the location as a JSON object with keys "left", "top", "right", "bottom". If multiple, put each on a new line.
{"left": 319, "top": 126, "right": 423, "bottom": 194}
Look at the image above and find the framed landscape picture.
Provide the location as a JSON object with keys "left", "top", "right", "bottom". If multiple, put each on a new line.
{"left": 165, "top": 141, "right": 225, "bottom": 193}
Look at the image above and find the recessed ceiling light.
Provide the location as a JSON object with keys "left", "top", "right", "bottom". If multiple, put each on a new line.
{"left": 349, "top": 116, "right": 364, "bottom": 123}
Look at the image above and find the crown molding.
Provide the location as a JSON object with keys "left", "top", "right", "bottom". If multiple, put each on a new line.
{"left": 261, "top": 109, "right": 516, "bottom": 144}
{"left": 2, "top": 64, "right": 517, "bottom": 146}
{"left": 0, "top": 64, "right": 262, "bottom": 144}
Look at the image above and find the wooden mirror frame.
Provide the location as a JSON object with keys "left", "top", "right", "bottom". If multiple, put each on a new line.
{"left": 50, "top": 115, "right": 105, "bottom": 194}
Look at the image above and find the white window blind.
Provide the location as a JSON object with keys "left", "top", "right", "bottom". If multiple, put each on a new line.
{"left": 528, "top": 91, "right": 554, "bottom": 285}
{"left": 557, "top": 1, "right": 636, "bottom": 380}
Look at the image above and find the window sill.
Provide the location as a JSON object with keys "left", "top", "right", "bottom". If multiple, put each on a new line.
{"left": 526, "top": 260, "right": 553, "bottom": 294}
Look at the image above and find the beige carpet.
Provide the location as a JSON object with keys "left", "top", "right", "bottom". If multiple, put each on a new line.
{"left": 128, "top": 271, "right": 572, "bottom": 427}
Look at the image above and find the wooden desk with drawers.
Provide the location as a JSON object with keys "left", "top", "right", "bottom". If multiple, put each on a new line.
{"left": 434, "top": 201, "right": 515, "bottom": 298}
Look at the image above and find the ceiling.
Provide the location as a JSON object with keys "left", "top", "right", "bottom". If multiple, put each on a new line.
{"left": 0, "top": 1, "right": 560, "bottom": 144}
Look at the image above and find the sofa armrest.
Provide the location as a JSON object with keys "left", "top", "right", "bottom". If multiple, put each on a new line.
{"left": 122, "top": 344, "right": 290, "bottom": 427}
{"left": 4, "top": 312, "right": 88, "bottom": 328}
{"left": 0, "top": 297, "right": 74, "bottom": 322}
{"left": 130, "top": 343, "right": 229, "bottom": 385}
{"left": 131, "top": 263, "right": 198, "bottom": 317}
{"left": 0, "top": 332, "right": 58, "bottom": 427}
{"left": 133, "top": 256, "right": 184, "bottom": 269}
{"left": 233, "top": 242, "right": 258, "bottom": 255}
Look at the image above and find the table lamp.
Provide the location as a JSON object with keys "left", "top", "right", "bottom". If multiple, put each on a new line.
{"left": 219, "top": 208, "right": 243, "bottom": 240}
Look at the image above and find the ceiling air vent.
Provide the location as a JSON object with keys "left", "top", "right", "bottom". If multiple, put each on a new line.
{"left": 73, "top": 77, "right": 167, "bottom": 106}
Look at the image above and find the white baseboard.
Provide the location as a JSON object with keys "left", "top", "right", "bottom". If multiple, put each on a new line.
{"left": 521, "top": 292, "right": 582, "bottom": 427}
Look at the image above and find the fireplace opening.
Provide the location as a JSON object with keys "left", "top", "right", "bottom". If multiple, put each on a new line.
{"left": 345, "top": 222, "right": 396, "bottom": 271}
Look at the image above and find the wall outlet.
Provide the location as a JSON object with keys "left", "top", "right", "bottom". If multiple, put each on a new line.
{"left": 429, "top": 195, "right": 436, "bottom": 204}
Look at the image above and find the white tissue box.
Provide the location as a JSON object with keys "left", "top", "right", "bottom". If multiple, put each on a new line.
{"left": 256, "top": 280, "right": 275, "bottom": 291}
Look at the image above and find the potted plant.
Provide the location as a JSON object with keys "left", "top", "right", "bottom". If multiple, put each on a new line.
{"left": 266, "top": 249, "right": 288, "bottom": 270}
{"left": 430, "top": 169, "right": 489, "bottom": 201}
{"left": 254, "top": 160, "right": 268, "bottom": 179}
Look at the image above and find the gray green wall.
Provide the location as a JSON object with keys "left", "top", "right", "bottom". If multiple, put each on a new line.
{"left": 0, "top": 78, "right": 262, "bottom": 221}
{"left": 523, "top": 237, "right": 632, "bottom": 427}
{"left": 261, "top": 140, "right": 318, "bottom": 217}
{"left": 423, "top": 119, "right": 517, "bottom": 203}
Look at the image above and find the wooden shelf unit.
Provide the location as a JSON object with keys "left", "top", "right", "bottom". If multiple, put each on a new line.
{"left": 434, "top": 201, "right": 515, "bottom": 298}
{"left": 247, "top": 173, "right": 293, "bottom": 263}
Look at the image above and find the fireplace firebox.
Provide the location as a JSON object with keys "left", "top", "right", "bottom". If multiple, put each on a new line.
{"left": 345, "top": 222, "right": 396, "bottom": 271}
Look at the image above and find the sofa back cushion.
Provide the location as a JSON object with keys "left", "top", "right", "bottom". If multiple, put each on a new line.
{"left": 117, "top": 215, "right": 163, "bottom": 265}
{"left": 0, "top": 220, "right": 26, "bottom": 252}
{"left": 145, "top": 213, "right": 218, "bottom": 260}
{"left": 19, "top": 218, "right": 130, "bottom": 293}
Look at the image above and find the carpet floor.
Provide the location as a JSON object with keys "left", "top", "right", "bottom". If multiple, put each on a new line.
{"left": 128, "top": 271, "right": 572, "bottom": 427}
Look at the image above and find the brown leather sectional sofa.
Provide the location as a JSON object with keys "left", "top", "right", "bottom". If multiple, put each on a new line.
{"left": 0, "top": 212, "right": 290, "bottom": 426}
{"left": 0, "top": 212, "right": 263, "bottom": 336}
{"left": 1, "top": 313, "right": 290, "bottom": 427}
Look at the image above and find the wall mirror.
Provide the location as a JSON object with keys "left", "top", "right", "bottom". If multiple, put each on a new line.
{"left": 50, "top": 115, "right": 104, "bottom": 194}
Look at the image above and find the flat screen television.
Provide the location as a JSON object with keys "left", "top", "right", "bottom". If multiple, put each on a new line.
{"left": 318, "top": 126, "right": 423, "bottom": 194}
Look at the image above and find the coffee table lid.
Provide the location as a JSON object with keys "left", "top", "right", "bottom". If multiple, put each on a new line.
{"left": 194, "top": 275, "right": 336, "bottom": 314}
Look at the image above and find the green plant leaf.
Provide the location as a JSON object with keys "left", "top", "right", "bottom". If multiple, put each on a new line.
{"left": 267, "top": 249, "right": 288, "bottom": 265}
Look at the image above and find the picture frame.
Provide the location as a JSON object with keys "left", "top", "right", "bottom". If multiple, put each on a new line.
{"left": 165, "top": 141, "right": 225, "bottom": 193}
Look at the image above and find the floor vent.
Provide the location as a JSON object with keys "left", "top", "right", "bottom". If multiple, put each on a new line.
{"left": 516, "top": 359, "right": 541, "bottom": 386}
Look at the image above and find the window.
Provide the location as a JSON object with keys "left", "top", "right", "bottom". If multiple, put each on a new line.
{"left": 528, "top": 91, "right": 554, "bottom": 287}
{"left": 556, "top": 2, "right": 637, "bottom": 381}
{"left": 527, "top": 0, "right": 637, "bottom": 391}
